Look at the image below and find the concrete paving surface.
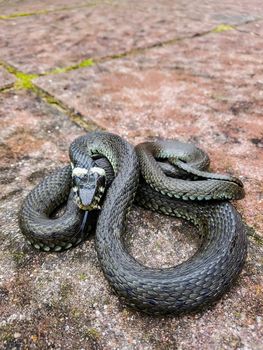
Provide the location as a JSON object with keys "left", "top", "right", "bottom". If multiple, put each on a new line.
{"left": 0, "top": 1, "right": 262, "bottom": 349}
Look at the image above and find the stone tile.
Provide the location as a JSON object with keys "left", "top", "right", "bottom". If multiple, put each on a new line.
{"left": 0, "top": 0, "right": 262, "bottom": 74}
{"left": 0, "top": 0, "right": 94, "bottom": 15}
{"left": 35, "top": 22, "right": 263, "bottom": 235}
{"left": 0, "top": 90, "right": 83, "bottom": 200}
{"left": 0, "top": 90, "right": 261, "bottom": 349}
{"left": 134, "top": 20, "right": 263, "bottom": 88}
{"left": 0, "top": 66, "right": 15, "bottom": 88}
{"left": 1, "top": 91, "right": 260, "bottom": 350}
{"left": 0, "top": 5, "right": 263, "bottom": 349}
{"left": 32, "top": 20, "right": 263, "bottom": 347}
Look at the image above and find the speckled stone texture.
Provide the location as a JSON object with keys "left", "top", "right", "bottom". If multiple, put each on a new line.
{"left": 35, "top": 20, "right": 263, "bottom": 235}
{"left": 0, "top": 0, "right": 98, "bottom": 15}
{"left": 0, "top": 67, "right": 15, "bottom": 89}
{"left": 0, "top": 0, "right": 262, "bottom": 73}
{"left": 0, "top": 0, "right": 263, "bottom": 349}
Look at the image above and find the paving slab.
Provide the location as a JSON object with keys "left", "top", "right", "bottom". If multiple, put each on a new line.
{"left": 0, "top": 0, "right": 262, "bottom": 74}
{"left": 35, "top": 21, "right": 263, "bottom": 235}
{"left": 0, "top": 89, "right": 262, "bottom": 349}
{"left": 0, "top": 0, "right": 99, "bottom": 16}
{"left": 1, "top": 2, "right": 263, "bottom": 349}
{"left": 0, "top": 66, "right": 16, "bottom": 88}
{"left": 135, "top": 20, "right": 263, "bottom": 87}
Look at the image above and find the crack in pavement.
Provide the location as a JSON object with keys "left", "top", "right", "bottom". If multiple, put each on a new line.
{"left": 0, "top": 0, "right": 113, "bottom": 20}
{"left": 0, "top": 17, "right": 262, "bottom": 136}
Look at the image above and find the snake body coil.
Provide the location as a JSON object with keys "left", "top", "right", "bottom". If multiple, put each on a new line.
{"left": 19, "top": 132, "right": 247, "bottom": 314}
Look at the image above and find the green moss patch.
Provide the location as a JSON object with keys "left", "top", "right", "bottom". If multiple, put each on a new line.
{"left": 47, "top": 58, "right": 94, "bottom": 75}
{"left": 0, "top": 10, "right": 49, "bottom": 20}
{"left": 0, "top": 62, "right": 38, "bottom": 91}
{"left": 212, "top": 24, "right": 235, "bottom": 33}
{"left": 14, "top": 72, "right": 39, "bottom": 90}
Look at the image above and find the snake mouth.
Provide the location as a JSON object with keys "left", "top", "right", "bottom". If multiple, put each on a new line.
{"left": 72, "top": 166, "right": 106, "bottom": 211}
{"left": 75, "top": 185, "right": 105, "bottom": 210}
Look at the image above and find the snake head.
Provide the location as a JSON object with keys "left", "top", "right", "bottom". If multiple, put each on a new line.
{"left": 72, "top": 166, "right": 106, "bottom": 210}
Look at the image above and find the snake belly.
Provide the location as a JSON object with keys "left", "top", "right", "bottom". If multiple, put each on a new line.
{"left": 19, "top": 132, "right": 247, "bottom": 314}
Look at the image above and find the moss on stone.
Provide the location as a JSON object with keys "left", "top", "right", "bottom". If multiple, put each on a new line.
{"left": 84, "top": 327, "right": 101, "bottom": 340}
{"left": 70, "top": 307, "right": 82, "bottom": 319}
{"left": 0, "top": 2, "right": 106, "bottom": 20}
{"left": 47, "top": 58, "right": 94, "bottom": 75}
{"left": 44, "top": 94, "right": 62, "bottom": 107}
{"left": 79, "top": 272, "right": 88, "bottom": 281}
{"left": 0, "top": 62, "right": 38, "bottom": 91}
{"left": 1, "top": 57, "right": 94, "bottom": 93}
{"left": 77, "top": 58, "right": 94, "bottom": 69}
{"left": 12, "top": 251, "right": 27, "bottom": 265}
{"left": 59, "top": 281, "right": 74, "bottom": 300}
{"left": 0, "top": 10, "right": 49, "bottom": 20}
{"left": 212, "top": 24, "right": 235, "bottom": 33}
{"left": 14, "top": 72, "right": 39, "bottom": 90}
{"left": 246, "top": 225, "right": 263, "bottom": 246}
{"left": 0, "top": 324, "right": 13, "bottom": 342}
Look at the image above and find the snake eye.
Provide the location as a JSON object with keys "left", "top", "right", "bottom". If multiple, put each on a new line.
{"left": 73, "top": 176, "right": 82, "bottom": 185}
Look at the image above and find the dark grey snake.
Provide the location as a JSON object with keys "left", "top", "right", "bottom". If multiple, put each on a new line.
{"left": 19, "top": 132, "right": 247, "bottom": 314}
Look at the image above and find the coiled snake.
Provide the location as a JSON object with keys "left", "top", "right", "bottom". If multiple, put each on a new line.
{"left": 19, "top": 132, "right": 247, "bottom": 314}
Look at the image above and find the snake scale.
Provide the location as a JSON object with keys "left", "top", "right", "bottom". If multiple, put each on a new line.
{"left": 19, "top": 132, "right": 247, "bottom": 314}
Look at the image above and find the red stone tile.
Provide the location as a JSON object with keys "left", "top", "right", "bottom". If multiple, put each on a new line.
{"left": 0, "top": 4, "right": 262, "bottom": 349}
{"left": 0, "top": 0, "right": 92, "bottom": 15}
{"left": 0, "top": 90, "right": 83, "bottom": 199}
{"left": 35, "top": 22, "right": 263, "bottom": 234}
{"left": 1, "top": 0, "right": 262, "bottom": 73}
{"left": 0, "top": 90, "right": 262, "bottom": 350}
{"left": 0, "top": 66, "right": 15, "bottom": 88}
{"left": 136, "top": 21, "right": 263, "bottom": 90}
